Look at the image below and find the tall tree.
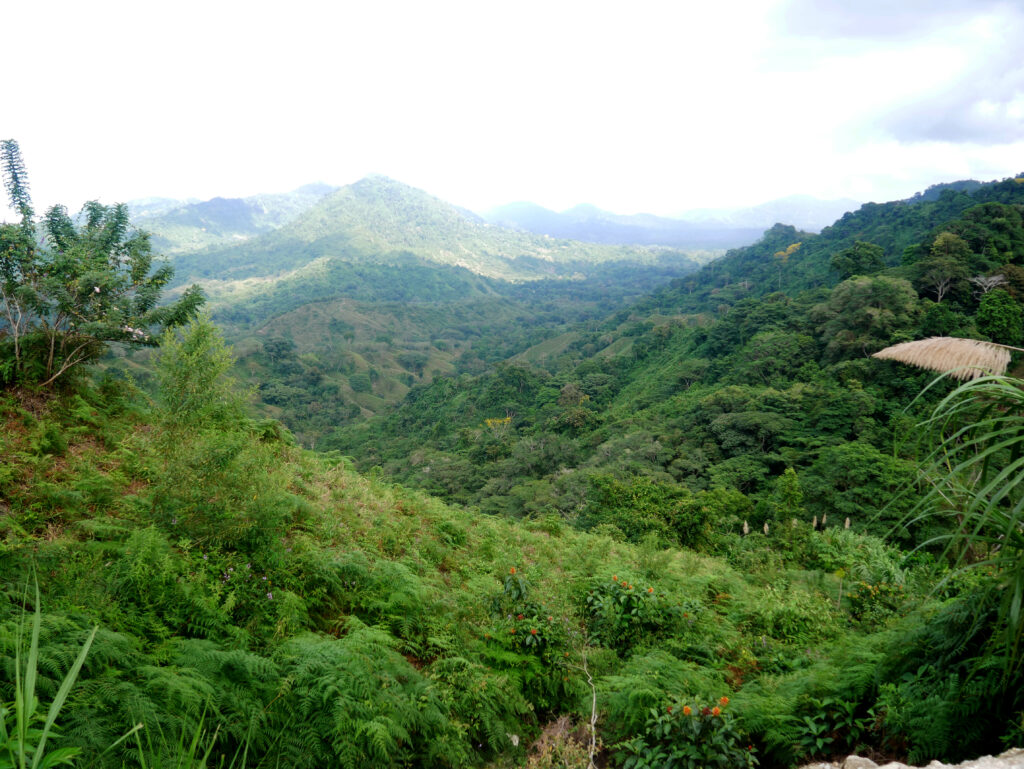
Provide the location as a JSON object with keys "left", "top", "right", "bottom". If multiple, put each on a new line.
{"left": 976, "top": 288, "right": 1023, "bottom": 345}
{"left": 812, "top": 275, "right": 921, "bottom": 361}
{"left": 829, "top": 240, "right": 886, "bottom": 280}
{"left": 1, "top": 139, "right": 204, "bottom": 385}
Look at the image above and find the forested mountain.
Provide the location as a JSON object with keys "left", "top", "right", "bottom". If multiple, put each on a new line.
{"left": 5, "top": 137, "right": 1024, "bottom": 769}
{"left": 168, "top": 176, "right": 704, "bottom": 288}
{"left": 327, "top": 173, "right": 1024, "bottom": 534}
{"left": 112, "top": 177, "right": 705, "bottom": 443}
{"left": 649, "top": 173, "right": 1024, "bottom": 315}
{"left": 131, "top": 183, "right": 338, "bottom": 254}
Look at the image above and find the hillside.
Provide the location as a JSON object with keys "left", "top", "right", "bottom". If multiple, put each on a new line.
{"left": 5, "top": 141, "right": 1024, "bottom": 768}
{"left": 326, "top": 174, "right": 1024, "bottom": 537}
{"left": 167, "top": 176, "right": 705, "bottom": 286}
{"left": 132, "top": 183, "right": 337, "bottom": 253}
{"left": 4, "top": 323, "right": 1023, "bottom": 768}
{"left": 653, "top": 173, "right": 1024, "bottom": 315}
{"left": 123, "top": 178, "right": 706, "bottom": 442}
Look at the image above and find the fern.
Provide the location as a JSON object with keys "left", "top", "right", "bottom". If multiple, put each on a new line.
{"left": 271, "top": 621, "right": 467, "bottom": 768}
{"left": 427, "top": 656, "right": 531, "bottom": 758}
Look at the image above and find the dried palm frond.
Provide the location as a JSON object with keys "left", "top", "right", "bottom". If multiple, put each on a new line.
{"left": 872, "top": 337, "right": 1022, "bottom": 380}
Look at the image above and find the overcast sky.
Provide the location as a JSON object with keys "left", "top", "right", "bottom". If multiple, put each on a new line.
{"left": 3, "top": 0, "right": 1022, "bottom": 219}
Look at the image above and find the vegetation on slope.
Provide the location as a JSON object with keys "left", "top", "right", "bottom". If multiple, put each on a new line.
{"left": 647, "top": 173, "right": 1024, "bottom": 315}
{"left": 328, "top": 181, "right": 1024, "bottom": 544}
{"left": 4, "top": 320, "right": 1024, "bottom": 767}
{"left": 5, "top": 143, "right": 1024, "bottom": 768}
{"left": 131, "top": 183, "right": 338, "bottom": 255}
{"left": 167, "top": 176, "right": 703, "bottom": 286}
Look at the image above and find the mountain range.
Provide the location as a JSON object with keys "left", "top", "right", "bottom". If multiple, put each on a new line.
{"left": 131, "top": 183, "right": 339, "bottom": 253}
{"left": 160, "top": 176, "right": 705, "bottom": 288}
{"left": 132, "top": 181, "right": 858, "bottom": 263}
{"left": 480, "top": 194, "right": 860, "bottom": 250}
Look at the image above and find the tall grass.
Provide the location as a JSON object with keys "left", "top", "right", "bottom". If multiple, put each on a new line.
{"left": 911, "top": 374, "right": 1024, "bottom": 671}
{"left": 1, "top": 582, "right": 98, "bottom": 769}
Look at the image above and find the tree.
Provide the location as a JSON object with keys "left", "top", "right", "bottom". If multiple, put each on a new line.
{"left": 830, "top": 241, "right": 886, "bottom": 280}
{"left": 812, "top": 275, "right": 921, "bottom": 361}
{"left": 153, "top": 311, "right": 244, "bottom": 430}
{"left": 970, "top": 274, "right": 1008, "bottom": 297}
{"left": 976, "top": 288, "right": 1023, "bottom": 345}
{"left": 773, "top": 241, "right": 801, "bottom": 290}
{"left": 915, "top": 255, "right": 969, "bottom": 303}
{"left": 0, "top": 139, "right": 203, "bottom": 386}
{"left": 930, "top": 231, "right": 973, "bottom": 261}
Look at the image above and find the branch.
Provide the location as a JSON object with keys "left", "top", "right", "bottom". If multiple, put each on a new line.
{"left": 38, "top": 340, "right": 94, "bottom": 387}
{"left": 567, "top": 653, "right": 598, "bottom": 769}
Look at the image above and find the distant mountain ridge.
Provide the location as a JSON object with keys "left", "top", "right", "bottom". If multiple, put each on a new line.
{"left": 481, "top": 201, "right": 764, "bottom": 250}
{"left": 130, "top": 183, "right": 338, "bottom": 253}
{"left": 169, "top": 175, "right": 704, "bottom": 287}
{"left": 676, "top": 194, "right": 861, "bottom": 231}
{"left": 481, "top": 194, "right": 860, "bottom": 250}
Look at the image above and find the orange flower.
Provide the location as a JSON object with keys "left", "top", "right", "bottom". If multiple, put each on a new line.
{"left": 682, "top": 706, "right": 692, "bottom": 716}
{"left": 509, "top": 567, "right": 516, "bottom": 575}
{"left": 530, "top": 628, "right": 538, "bottom": 635}
{"left": 712, "top": 706, "right": 721, "bottom": 716}
{"left": 510, "top": 628, "right": 516, "bottom": 634}
{"left": 719, "top": 696, "right": 729, "bottom": 706}
{"left": 612, "top": 575, "right": 618, "bottom": 581}
{"left": 647, "top": 587, "right": 654, "bottom": 593}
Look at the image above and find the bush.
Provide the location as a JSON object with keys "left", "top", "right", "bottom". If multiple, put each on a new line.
{"left": 614, "top": 696, "right": 757, "bottom": 769}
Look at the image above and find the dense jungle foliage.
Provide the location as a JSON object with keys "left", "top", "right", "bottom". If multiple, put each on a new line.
{"left": 4, "top": 143, "right": 1024, "bottom": 768}
{"left": 327, "top": 176, "right": 1024, "bottom": 539}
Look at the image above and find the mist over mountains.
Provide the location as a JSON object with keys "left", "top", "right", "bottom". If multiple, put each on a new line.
{"left": 130, "top": 183, "right": 339, "bottom": 254}
{"left": 480, "top": 194, "right": 860, "bottom": 250}
{"left": 131, "top": 178, "right": 860, "bottom": 260}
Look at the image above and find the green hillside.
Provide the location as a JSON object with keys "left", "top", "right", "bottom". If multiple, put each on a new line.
{"left": 5, "top": 140, "right": 1024, "bottom": 768}
{"left": 5, "top": 323, "right": 1023, "bottom": 768}
{"left": 132, "top": 183, "right": 337, "bottom": 254}
{"left": 167, "top": 176, "right": 705, "bottom": 286}
{"left": 653, "top": 174, "right": 1024, "bottom": 314}
{"left": 126, "top": 177, "right": 708, "bottom": 444}
{"left": 326, "top": 177, "right": 1024, "bottom": 536}
{"left": 205, "top": 259, "right": 698, "bottom": 445}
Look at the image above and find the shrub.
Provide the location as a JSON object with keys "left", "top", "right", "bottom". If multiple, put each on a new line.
{"left": 614, "top": 696, "right": 757, "bottom": 769}
{"left": 583, "top": 575, "right": 673, "bottom": 653}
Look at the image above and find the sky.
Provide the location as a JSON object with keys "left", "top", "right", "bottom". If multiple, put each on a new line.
{"left": 3, "top": 0, "right": 1023, "bottom": 219}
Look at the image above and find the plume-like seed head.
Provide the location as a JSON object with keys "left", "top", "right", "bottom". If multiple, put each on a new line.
{"left": 873, "top": 337, "right": 1018, "bottom": 380}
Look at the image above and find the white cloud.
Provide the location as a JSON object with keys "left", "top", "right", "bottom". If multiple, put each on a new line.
{"left": 2, "top": 0, "right": 1022, "bottom": 220}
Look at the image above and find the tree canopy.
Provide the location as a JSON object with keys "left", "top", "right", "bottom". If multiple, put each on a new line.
{"left": 0, "top": 140, "right": 203, "bottom": 386}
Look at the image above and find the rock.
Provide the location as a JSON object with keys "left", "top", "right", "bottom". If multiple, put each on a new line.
{"left": 844, "top": 758, "right": 879, "bottom": 769}
{"left": 800, "top": 749, "right": 1024, "bottom": 769}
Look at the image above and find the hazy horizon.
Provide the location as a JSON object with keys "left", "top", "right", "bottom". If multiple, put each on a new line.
{"left": 4, "top": 0, "right": 1023, "bottom": 220}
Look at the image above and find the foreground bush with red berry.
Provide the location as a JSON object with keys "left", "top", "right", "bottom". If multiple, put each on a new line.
{"left": 615, "top": 696, "right": 757, "bottom": 769}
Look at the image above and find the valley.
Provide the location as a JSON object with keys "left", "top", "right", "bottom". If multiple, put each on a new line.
{"left": 3, "top": 143, "right": 1024, "bottom": 768}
